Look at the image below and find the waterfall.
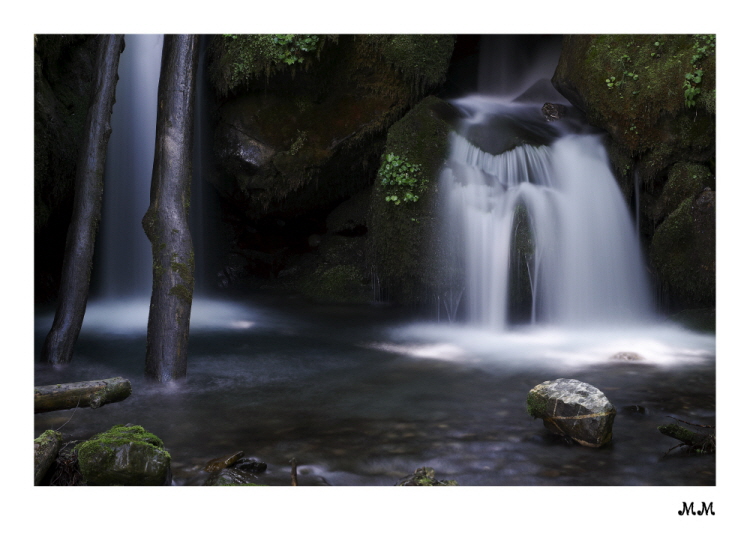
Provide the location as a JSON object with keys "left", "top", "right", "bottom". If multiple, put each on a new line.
{"left": 97, "top": 34, "right": 163, "bottom": 298}
{"left": 440, "top": 37, "right": 653, "bottom": 329}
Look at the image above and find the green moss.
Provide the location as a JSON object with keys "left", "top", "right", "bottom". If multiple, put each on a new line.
{"left": 526, "top": 390, "right": 548, "bottom": 419}
{"left": 370, "top": 95, "right": 452, "bottom": 305}
{"left": 34, "top": 429, "right": 62, "bottom": 444}
{"left": 555, "top": 35, "right": 715, "bottom": 179}
{"left": 378, "top": 35, "right": 455, "bottom": 92}
{"left": 300, "top": 264, "right": 370, "bottom": 304}
{"left": 208, "top": 34, "right": 336, "bottom": 96}
{"left": 650, "top": 195, "right": 715, "bottom": 306}
{"left": 74, "top": 425, "right": 171, "bottom": 486}
{"left": 169, "top": 283, "right": 193, "bottom": 302}
{"left": 74, "top": 425, "right": 169, "bottom": 466}
{"left": 656, "top": 162, "right": 713, "bottom": 219}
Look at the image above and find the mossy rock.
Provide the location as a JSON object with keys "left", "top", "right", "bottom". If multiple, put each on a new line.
{"left": 208, "top": 35, "right": 455, "bottom": 220}
{"left": 553, "top": 35, "right": 715, "bottom": 186}
{"left": 396, "top": 466, "right": 458, "bottom": 486}
{"left": 650, "top": 191, "right": 715, "bottom": 308}
{"left": 75, "top": 425, "right": 171, "bottom": 486}
{"left": 299, "top": 263, "right": 371, "bottom": 304}
{"left": 369, "top": 96, "right": 455, "bottom": 306}
{"left": 652, "top": 162, "right": 714, "bottom": 222}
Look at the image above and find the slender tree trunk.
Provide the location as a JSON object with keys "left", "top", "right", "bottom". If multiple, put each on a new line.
{"left": 42, "top": 35, "right": 124, "bottom": 365}
{"left": 142, "top": 35, "right": 199, "bottom": 382}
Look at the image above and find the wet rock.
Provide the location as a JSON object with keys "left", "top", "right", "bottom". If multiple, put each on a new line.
{"left": 396, "top": 466, "right": 458, "bottom": 486}
{"left": 204, "top": 451, "right": 244, "bottom": 472}
{"left": 527, "top": 378, "right": 616, "bottom": 448}
{"left": 203, "top": 466, "right": 265, "bottom": 486}
{"left": 234, "top": 458, "right": 267, "bottom": 473}
{"left": 75, "top": 424, "right": 171, "bottom": 485}
{"left": 611, "top": 351, "right": 644, "bottom": 361}
{"left": 541, "top": 102, "right": 567, "bottom": 121}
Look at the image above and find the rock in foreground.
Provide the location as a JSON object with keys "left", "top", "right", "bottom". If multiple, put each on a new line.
{"left": 527, "top": 378, "right": 616, "bottom": 447}
{"left": 396, "top": 467, "right": 458, "bottom": 486}
{"left": 75, "top": 424, "right": 171, "bottom": 485}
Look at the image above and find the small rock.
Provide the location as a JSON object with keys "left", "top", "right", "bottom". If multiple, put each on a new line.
{"left": 527, "top": 378, "right": 616, "bottom": 448}
{"left": 396, "top": 466, "right": 458, "bottom": 486}
{"left": 611, "top": 351, "right": 644, "bottom": 361}
{"left": 541, "top": 102, "right": 567, "bottom": 121}
{"left": 233, "top": 459, "right": 267, "bottom": 473}
{"left": 204, "top": 451, "right": 244, "bottom": 472}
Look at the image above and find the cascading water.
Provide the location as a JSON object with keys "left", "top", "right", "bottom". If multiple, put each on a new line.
{"left": 86, "top": 35, "right": 237, "bottom": 331}
{"left": 440, "top": 36, "right": 653, "bottom": 330}
{"left": 97, "top": 34, "right": 163, "bottom": 299}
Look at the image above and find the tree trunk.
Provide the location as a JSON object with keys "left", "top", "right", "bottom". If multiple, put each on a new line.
{"left": 34, "top": 377, "right": 132, "bottom": 413}
{"left": 34, "top": 430, "right": 63, "bottom": 485}
{"left": 41, "top": 35, "right": 124, "bottom": 365}
{"left": 142, "top": 35, "right": 199, "bottom": 382}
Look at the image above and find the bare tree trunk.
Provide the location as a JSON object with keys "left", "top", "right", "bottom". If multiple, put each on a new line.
{"left": 142, "top": 35, "right": 199, "bottom": 382}
{"left": 41, "top": 35, "right": 124, "bottom": 365}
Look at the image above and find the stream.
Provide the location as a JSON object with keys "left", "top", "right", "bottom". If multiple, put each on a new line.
{"left": 34, "top": 292, "right": 715, "bottom": 486}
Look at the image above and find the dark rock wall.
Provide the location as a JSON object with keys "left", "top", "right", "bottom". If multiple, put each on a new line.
{"left": 35, "top": 35, "right": 98, "bottom": 303}
{"left": 204, "top": 35, "right": 456, "bottom": 298}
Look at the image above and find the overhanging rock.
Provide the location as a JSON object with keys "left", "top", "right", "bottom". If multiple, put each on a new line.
{"left": 527, "top": 378, "right": 616, "bottom": 447}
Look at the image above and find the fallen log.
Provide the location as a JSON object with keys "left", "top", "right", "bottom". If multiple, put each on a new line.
{"left": 658, "top": 421, "right": 715, "bottom": 455}
{"left": 34, "top": 430, "right": 62, "bottom": 485}
{"left": 34, "top": 377, "right": 132, "bottom": 414}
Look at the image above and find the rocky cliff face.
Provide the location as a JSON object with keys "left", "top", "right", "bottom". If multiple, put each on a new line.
{"left": 552, "top": 35, "right": 715, "bottom": 312}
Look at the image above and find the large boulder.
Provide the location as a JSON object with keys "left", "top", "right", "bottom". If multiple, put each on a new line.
{"left": 527, "top": 378, "right": 616, "bottom": 447}
{"left": 75, "top": 424, "right": 172, "bottom": 486}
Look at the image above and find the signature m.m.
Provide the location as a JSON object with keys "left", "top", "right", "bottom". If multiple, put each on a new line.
{"left": 679, "top": 502, "right": 715, "bottom": 516}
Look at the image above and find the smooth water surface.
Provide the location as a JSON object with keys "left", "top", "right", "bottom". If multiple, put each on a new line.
{"left": 35, "top": 294, "right": 715, "bottom": 486}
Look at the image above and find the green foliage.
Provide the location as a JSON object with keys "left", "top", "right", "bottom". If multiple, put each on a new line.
{"left": 526, "top": 391, "right": 547, "bottom": 419}
{"left": 683, "top": 35, "right": 715, "bottom": 108}
{"left": 604, "top": 53, "right": 639, "bottom": 91}
{"left": 378, "top": 153, "right": 426, "bottom": 205}
{"left": 210, "top": 34, "right": 328, "bottom": 95}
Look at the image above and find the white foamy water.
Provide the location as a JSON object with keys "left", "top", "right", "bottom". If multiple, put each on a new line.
{"left": 378, "top": 321, "right": 714, "bottom": 369}
{"left": 35, "top": 297, "right": 265, "bottom": 336}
